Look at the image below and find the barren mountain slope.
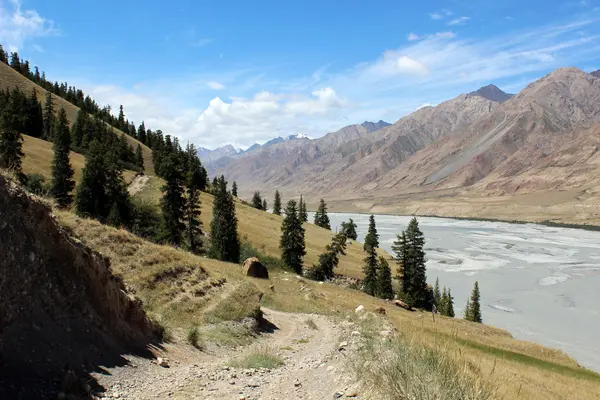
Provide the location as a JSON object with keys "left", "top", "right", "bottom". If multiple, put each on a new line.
{"left": 0, "top": 175, "right": 159, "bottom": 400}
{"left": 213, "top": 91, "right": 500, "bottom": 197}
{"left": 370, "top": 67, "right": 600, "bottom": 195}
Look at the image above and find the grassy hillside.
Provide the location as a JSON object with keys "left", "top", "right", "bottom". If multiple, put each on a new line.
{"left": 0, "top": 62, "right": 155, "bottom": 175}
{"left": 53, "top": 207, "right": 600, "bottom": 399}
{"left": 22, "top": 134, "right": 136, "bottom": 183}
{"left": 134, "top": 175, "right": 377, "bottom": 278}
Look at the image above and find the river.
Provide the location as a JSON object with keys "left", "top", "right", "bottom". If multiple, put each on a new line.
{"left": 318, "top": 213, "right": 600, "bottom": 372}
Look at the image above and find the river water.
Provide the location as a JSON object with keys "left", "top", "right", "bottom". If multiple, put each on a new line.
{"left": 319, "top": 213, "right": 600, "bottom": 372}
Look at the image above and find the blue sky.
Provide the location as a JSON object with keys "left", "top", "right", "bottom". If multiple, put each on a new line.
{"left": 1, "top": 0, "right": 600, "bottom": 149}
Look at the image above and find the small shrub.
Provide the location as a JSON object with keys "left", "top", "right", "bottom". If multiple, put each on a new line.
{"left": 24, "top": 173, "right": 48, "bottom": 196}
{"left": 228, "top": 344, "right": 284, "bottom": 369}
{"left": 129, "top": 198, "right": 161, "bottom": 241}
{"left": 187, "top": 326, "right": 201, "bottom": 349}
{"left": 305, "top": 318, "right": 318, "bottom": 330}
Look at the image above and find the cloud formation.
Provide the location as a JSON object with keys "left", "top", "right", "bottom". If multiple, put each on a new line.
{"left": 0, "top": 0, "right": 57, "bottom": 51}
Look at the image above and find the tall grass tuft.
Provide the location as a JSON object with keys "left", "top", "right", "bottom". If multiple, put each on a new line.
{"left": 228, "top": 344, "right": 284, "bottom": 369}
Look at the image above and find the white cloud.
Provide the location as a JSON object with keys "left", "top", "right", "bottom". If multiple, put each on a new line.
{"left": 448, "top": 16, "right": 470, "bottom": 26}
{"left": 429, "top": 9, "right": 453, "bottom": 20}
{"left": 207, "top": 81, "right": 225, "bottom": 90}
{"left": 0, "top": 0, "right": 57, "bottom": 51}
{"left": 408, "top": 32, "right": 421, "bottom": 41}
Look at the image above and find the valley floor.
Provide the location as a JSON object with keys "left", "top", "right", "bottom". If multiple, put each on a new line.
{"left": 92, "top": 308, "right": 361, "bottom": 400}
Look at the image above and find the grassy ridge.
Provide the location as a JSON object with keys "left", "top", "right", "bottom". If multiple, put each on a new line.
{"left": 0, "top": 62, "right": 155, "bottom": 175}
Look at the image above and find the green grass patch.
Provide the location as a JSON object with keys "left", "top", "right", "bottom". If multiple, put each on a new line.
{"left": 295, "top": 338, "right": 309, "bottom": 344}
{"left": 203, "top": 282, "right": 263, "bottom": 324}
{"left": 240, "top": 240, "right": 287, "bottom": 271}
{"left": 228, "top": 344, "right": 284, "bottom": 369}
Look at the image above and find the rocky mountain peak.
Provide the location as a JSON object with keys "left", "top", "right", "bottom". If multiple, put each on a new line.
{"left": 469, "top": 84, "right": 513, "bottom": 103}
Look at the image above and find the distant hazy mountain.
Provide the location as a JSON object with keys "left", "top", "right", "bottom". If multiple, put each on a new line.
{"left": 590, "top": 69, "right": 600, "bottom": 78}
{"left": 198, "top": 144, "right": 240, "bottom": 164}
{"left": 469, "top": 84, "right": 513, "bottom": 103}
{"left": 243, "top": 133, "right": 313, "bottom": 154}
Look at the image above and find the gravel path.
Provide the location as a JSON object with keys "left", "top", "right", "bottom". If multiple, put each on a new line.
{"left": 92, "top": 308, "right": 361, "bottom": 400}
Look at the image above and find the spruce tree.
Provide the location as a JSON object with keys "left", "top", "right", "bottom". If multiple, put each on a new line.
{"left": 433, "top": 278, "right": 441, "bottom": 309}
{"left": 273, "top": 190, "right": 282, "bottom": 215}
{"left": 397, "top": 217, "right": 429, "bottom": 309}
{"left": 464, "top": 300, "right": 472, "bottom": 321}
{"left": 262, "top": 198, "right": 268, "bottom": 211}
{"left": 50, "top": 108, "right": 75, "bottom": 208}
{"left": 363, "top": 215, "right": 379, "bottom": 251}
{"left": 232, "top": 181, "right": 238, "bottom": 197}
{"left": 446, "top": 288, "right": 455, "bottom": 317}
{"left": 0, "top": 102, "right": 24, "bottom": 180}
{"left": 298, "top": 195, "right": 308, "bottom": 222}
{"left": 309, "top": 233, "right": 347, "bottom": 281}
{"left": 362, "top": 242, "right": 378, "bottom": 296}
{"left": 137, "top": 122, "right": 147, "bottom": 144}
{"left": 71, "top": 109, "right": 88, "bottom": 150}
{"left": 440, "top": 287, "right": 449, "bottom": 315}
{"left": 118, "top": 105, "right": 125, "bottom": 130}
{"left": 210, "top": 176, "right": 240, "bottom": 262}
{"left": 376, "top": 256, "right": 394, "bottom": 299}
{"left": 279, "top": 199, "right": 306, "bottom": 274}
{"left": 467, "top": 281, "right": 482, "bottom": 323}
{"left": 135, "top": 144, "right": 145, "bottom": 173}
{"left": 25, "top": 88, "right": 43, "bottom": 138}
{"left": 251, "top": 191, "right": 263, "bottom": 209}
{"left": 340, "top": 218, "right": 358, "bottom": 240}
{"left": 313, "top": 198, "right": 331, "bottom": 230}
{"left": 75, "top": 140, "right": 108, "bottom": 218}
{"left": 184, "top": 144, "right": 203, "bottom": 253}
{"left": 158, "top": 152, "right": 186, "bottom": 245}
{"left": 42, "top": 91, "right": 54, "bottom": 141}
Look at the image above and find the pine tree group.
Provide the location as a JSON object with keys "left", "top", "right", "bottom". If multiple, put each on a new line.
{"left": 464, "top": 281, "right": 482, "bottom": 323}
{"left": 273, "top": 190, "right": 282, "bottom": 215}
{"left": 0, "top": 97, "right": 24, "bottom": 180}
{"left": 392, "top": 217, "right": 430, "bottom": 309}
{"left": 279, "top": 199, "right": 306, "bottom": 274}
{"left": 210, "top": 176, "right": 240, "bottom": 263}
{"left": 313, "top": 198, "right": 331, "bottom": 230}
{"left": 251, "top": 191, "right": 264, "bottom": 210}
{"left": 50, "top": 108, "right": 74, "bottom": 207}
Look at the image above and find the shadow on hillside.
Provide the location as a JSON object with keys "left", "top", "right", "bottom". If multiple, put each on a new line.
{"left": 0, "top": 336, "right": 165, "bottom": 400}
{"left": 258, "top": 316, "right": 280, "bottom": 334}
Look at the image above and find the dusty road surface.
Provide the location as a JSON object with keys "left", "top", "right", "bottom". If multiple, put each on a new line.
{"left": 92, "top": 308, "right": 362, "bottom": 399}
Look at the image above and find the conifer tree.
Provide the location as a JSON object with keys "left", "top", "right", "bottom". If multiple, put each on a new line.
{"left": 363, "top": 215, "right": 379, "bottom": 251}
{"left": 446, "top": 288, "right": 455, "bottom": 317}
{"left": 273, "top": 190, "right": 282, "bottom": 215}
{"left": 251, "top": 191, "right": 263, "bottom": 210}
{"left": 135, "top": 144, "right": 145, "bottom": 173}
{"left": 137, "top": 122, "right": 147, "bottom": 144}
{"left": 394, "top": 218, "right": 428, "bottom": 309}
{"left": 75, "top": 140, "right": 108, "bottom": 218}
{"left": 362, "top": 241, "right": 378, "bottom": 296}
{"left": 71, "top": 109, "right": 88, "bottom": 150}
{"left": 42, "top": 91, "right": 54, "bottom": 140}
{"left": 262, "top": 198, "right": 268, "bottom": 211}
{"left": 158, "top": 152, "right": 186, "bottom": 245}
{"left": 298, "top": 195, "right": 308, "bottom": 222}
{"left": 184, "top": 144, "right": 203, "bottom": 253}
{"left": 466, "top": 281, "right": 482, "bottom": 323}
{"left": 313, "top": 198, "right": 331, "bottom": 230}
{"left": 210, "top": 176, "right": 240, "bottom": 262}
{"left": 211, "top": 176, "right": 219, "bottom": 195}
{"left": 376, "top": 256, "right": 394, "bottom": 299}
{"left": 232, "top": 181, "right": 238, "bottom": 197}
{"left": 0, "top": 101, "right": 24, "bottom": 180}
{"left": 433, "top": 278, "right": 441, "bottom": 309}
{"left": 279, "top": 199, "right": 306, "bottom": 274}
{"left": 118, "top": 105, "right": 125, "bottom": 130}
{"left": 50, "top": 108, "right": 74, "bottom": 208}
{"left": 25, "top": 88, "right": 43, "bottom": 138}
{"left": 309, "top": 233, "right": 346, "bottom": 281}
{"left": 464, "top": 299, "right": 471, "bottom": 321}
{"left": 440, "top": 287, "right": 449, "bottom": 315}
{"left": 340, "top": 218, "right": 358, "bottom": 240}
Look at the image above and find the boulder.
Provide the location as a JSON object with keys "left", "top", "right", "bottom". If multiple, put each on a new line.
{"left": 394, "top": 299, "right": 413, "bottom": 311}
{"left": 355, "top": 305, "right": 365, "bottom": 313}
{"left": 374, "top": 307, "right": 386, "bottom": 315}
{"left": 241, "top": 257, "right": 269, "bottom": 279}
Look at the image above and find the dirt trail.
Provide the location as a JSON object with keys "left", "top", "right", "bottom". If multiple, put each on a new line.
{"left": 92, "top": 308, "right": 360, "bottom": 400}
{"left": 127, "top": 174, "right": 149, "bottom": 196}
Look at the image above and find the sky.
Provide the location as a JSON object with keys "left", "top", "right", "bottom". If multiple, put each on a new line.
{"left": 1, "top": 0, "right": 600, "bottom": 150}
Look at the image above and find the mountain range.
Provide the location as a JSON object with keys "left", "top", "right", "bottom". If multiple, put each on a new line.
{"left": 208, "top": 68, "right": 600, "bottom": 222}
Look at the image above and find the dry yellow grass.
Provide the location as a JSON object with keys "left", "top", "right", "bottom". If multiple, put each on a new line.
{"left": 21, "top": 134, "right": 136, "bottom": 183}
{"left": 0, "top": 62, "right": 155, "bottom": 175}
{"left": 53, "top": 208, "right": 600, "bottom": 399}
